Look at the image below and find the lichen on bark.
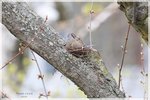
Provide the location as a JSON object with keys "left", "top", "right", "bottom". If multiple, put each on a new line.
{"left": 118, "top": 2, "right": 148, "bottom": 44}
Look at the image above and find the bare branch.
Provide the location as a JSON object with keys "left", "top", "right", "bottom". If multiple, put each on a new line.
{"left": 118, "top": 24, "right": 131, "bottom": 88}
{"left": 30, "top": 50, "right": 49, "bottom": 99}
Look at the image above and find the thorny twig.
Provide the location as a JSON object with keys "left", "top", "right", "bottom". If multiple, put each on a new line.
{"left": 30, "top": 50, "right": 49, "bottom": 99}
{"left": 118, "top": 24, "right": 131, "bottom": 88}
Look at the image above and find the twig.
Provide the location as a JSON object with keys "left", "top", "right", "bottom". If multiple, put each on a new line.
{"left": 0, "top": 37, "right": 35, "bottom": 70}
{"left": 118, "top": 24, "right": 131, "bottom": 88}
{"left": 0, "top": 16, "right": 48, "bottom": 70}
{"left": 140, "top": 43, "right": 148, "bottom": 100}
{"left": 120, "top": 78, "right": 125, "bottom": 94}
{"left": 0, "top": 91, "right": 11, "bottom": 100}
{"left": 30, "top": 50, "right": 49, "bottom": 99}
{"left": 88, "top": 1, "right": 94, "bottom": 49}
{"left": 77, "top": 3, "right": 119, "bottom": 38}
{"left": 140, "top": 43, "right": 145, "bottom": 72}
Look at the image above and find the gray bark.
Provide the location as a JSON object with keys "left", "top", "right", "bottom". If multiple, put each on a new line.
{"left": 2, "top": 2, "right": 125, "bottom": 98}
{"left": 118, "top": 2, "right": 148, "bottom": 44}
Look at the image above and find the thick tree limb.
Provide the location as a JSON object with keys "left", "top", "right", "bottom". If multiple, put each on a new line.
{"left": 2, "top": 2, "right": 125, "bottom": 98}
{"left": 118, "top": 2, "right": 148, "bottom": 44}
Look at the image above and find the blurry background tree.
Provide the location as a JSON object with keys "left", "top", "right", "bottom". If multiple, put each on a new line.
{"left": 1, "top": 1, "right": 148, "bottom": 98}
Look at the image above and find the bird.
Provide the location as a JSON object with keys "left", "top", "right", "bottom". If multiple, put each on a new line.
{"left": 65, "top": 33, "right": 108, "bottom": 74}
{"left": 65, "top": 33, "right": 87, "bottom": 58}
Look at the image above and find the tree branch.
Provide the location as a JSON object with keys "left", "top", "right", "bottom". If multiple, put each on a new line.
{"left": 118, "top": 2, "right": 148, "bottom": 44}
{"left": 2, "top": 2, "right": 125, "bottom": 98}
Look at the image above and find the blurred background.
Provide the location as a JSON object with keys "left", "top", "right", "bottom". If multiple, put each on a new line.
{"left": 1, "top": 1, "right": 148, "bottom": 98}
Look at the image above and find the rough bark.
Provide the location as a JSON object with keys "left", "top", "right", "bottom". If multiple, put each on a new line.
{"left": 2, "top": 2, "right": 125, "bottom": 98}
{"left": 118, "top": 2, "right": 148, "bottom": 44}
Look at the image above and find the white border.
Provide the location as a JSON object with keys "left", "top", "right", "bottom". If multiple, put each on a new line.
{"left": 148, "top": 1, "right": 150, "bottom": 100}
{"left": 0, "top": 0, "right": 149, "bottom": 2}
{"left": 0, "top": 1, "right": 2, "bottom": 99}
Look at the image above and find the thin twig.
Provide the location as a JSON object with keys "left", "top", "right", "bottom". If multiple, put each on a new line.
{"left": 140, "top": 43, "right": 145, "bottom": 72}
{"left": 0, "top": 37, "right": 35, "bottom": 70}
{"left": 118, "top": 24, "right": 131, "bottom": 88}
{"left": 30, "top": 50, "right": 48, "bottom": 99}
{"left": 89, "top": 1, "right": 94, "bottom": 49}
{"left": 77, "top": 3, "right": 119, "bottom": 38}
{"left": 120, "top": 78, "right": 125, "bottom": 94}
{"left": 0, "top": 16, "right": 48, "bottom": 70}
{"left": 1, "top": 91, "right": 11, "bottom": 100}
{"left": 140, "top": 43, "right": 148, "bottom": 100}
